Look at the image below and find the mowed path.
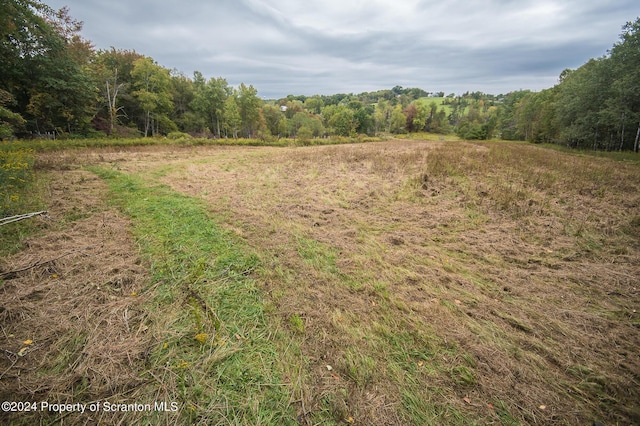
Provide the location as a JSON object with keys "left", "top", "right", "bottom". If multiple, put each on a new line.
{"left": 2, "top": 140, "right": 638, "bottom": 425}
{"left": 147, "top": 140, "right": 640, "bottom": 424}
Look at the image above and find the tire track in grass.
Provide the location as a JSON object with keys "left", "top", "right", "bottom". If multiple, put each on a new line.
{"left": 91, "top": 167, "right": 298, "bottom": 425}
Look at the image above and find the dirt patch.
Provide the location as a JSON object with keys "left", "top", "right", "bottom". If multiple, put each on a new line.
{"left": 0, "top": 170, "right": 151, "bottom": 423}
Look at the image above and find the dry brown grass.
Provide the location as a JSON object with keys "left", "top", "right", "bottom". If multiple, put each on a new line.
{"left": 0, "top": 171, "right": 152, "bottom": 424}
{"left": 1, "top": 140, "right": 638, "bottom": 425}
{"left": 156, "top": 140, "right": 640, "bottom": 424}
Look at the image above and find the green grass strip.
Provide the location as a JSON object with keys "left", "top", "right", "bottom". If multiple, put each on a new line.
{"left": 90, "top": 166, "right": 297, "bottom": 425}
{"left": 1, "top": 134, "right": 382, "bottom": 153}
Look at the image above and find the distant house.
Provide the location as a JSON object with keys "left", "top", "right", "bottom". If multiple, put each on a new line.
{"left": 280, "top": 105, "right": 288, "bottom": 112}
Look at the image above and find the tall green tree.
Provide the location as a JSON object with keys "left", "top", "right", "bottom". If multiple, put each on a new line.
{"left": 0, "top": 90, "right": 26, "bottom": 139}
{"left": 556, "top": 57, "right": 612, "bottom": 148}
{"left": 283, "top": 99, "right": 304, "bottom": 119}
{"left": 131, "top": 57, "right": 174, "bottom": 136}
{"left": 498, "top": 90, "right": 531, "bottom": 140}
{"left": 389, "top": 104, "right": 406, "bottom": 134}
{"left": 1, "top": 0, "right": 53, "bottom": 99}
{"left": 190, "top": 73, "right": 229, "bottom": 137}
{"left": 223, "top": 95, "right": 241, "bottom": 138}
{"left": 608, "top": 18, "right": 640, "bottom": 151}
{"left": 1, "top": 0, "right": 97, "bottom": 135}
{"left": 92, "top": 48, "right": 144, "bottom": 136}
{"left": 374, "top": 100, "right": 392, "bottom": 134}
{"left": 407, "top": 99, "right": 430, "bottom": 132}
{"left": 304, "top": 96, "right": 324, "bottom": 114}
{"left": 513, "top": 89, "right": 558, "bottom": 143}
{"left": 262, "top": 104, "right": 286, "bottom": 137}
{"left": 353, "top": 104, "right": 375, "bottom": 135}
{"left": 323, "top": 104, "right": 356, "bottom": 136}
{"left": 236, "top": 83, "right": 262, "bottom": 138}
{"left": 289, "top": 111, "right": 324, "bottom": 138}
{"left": 170, "top": 72, "right": 197, "bottom": 132}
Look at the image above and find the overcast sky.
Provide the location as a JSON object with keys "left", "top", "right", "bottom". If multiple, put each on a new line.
{"left": 44, "top": 0, "right": 639, "bottom": 99}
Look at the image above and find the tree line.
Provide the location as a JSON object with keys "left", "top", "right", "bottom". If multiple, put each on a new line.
{"left": 1, "top": 1, "right": 638, "bottom": 151}
{"left": 497, "top": 18, "right": 640, "bottom": 152}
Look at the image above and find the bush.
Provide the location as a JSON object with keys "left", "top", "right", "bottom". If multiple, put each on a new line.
{"left": 167, "top": 131, "right": 193, "bottom": 140}
{"left": 0, "top": 148, "right": 35, "bottom": 216}
{"left": 296, "top": 126, "right": 313, "bottom": 144}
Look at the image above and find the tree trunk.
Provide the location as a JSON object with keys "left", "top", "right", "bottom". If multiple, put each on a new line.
{"left": 144, "top": 110, "right": 151, "bottom": 137}
{"left": 634, "top": 121, "right": 640, "bottom": 153}
{"left": 106, "top": 68, "right": 124, "bottom": 136}
{"left": 106, "top": 80, "right": 113, "bottom": 134}
{"left": 619, "top": 112, "right": 625, "bottom": 151}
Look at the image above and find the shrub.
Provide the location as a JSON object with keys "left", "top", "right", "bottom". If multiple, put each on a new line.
{"left": 167, "top": 131, "right": 193, "bottom": 140}
{"left": 0, "top": 148, "right": 35, "bottom": 216}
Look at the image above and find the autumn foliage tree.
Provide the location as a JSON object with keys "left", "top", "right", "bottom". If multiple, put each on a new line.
{"left": 1, "top": 1, "right": 638, "bottom": 151}
{"left": 1, "top": 0, "right": 96, "bottom": 136}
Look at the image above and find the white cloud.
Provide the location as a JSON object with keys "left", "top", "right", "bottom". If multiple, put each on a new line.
{"left": 44, "top": 0, "right": 639, "bottom": 97}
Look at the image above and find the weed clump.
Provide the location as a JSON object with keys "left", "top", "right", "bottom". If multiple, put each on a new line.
{"left": 0, "top": 148, "right": 35, "bottom": 216}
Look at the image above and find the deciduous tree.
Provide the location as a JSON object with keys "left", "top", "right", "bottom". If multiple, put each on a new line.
{"left": 236, "top": 83, "right": 262, "bottom": 138}
{"left": 92, "top": 48, "right": 143, "bottom": 136}
{"left": 223, "top": 95, "right": 241, "bottom": 138}
{"left": 131, "top": 57, "right": 173, "bottom": 136}
{"left": 1, "top": 0, "right": 96, "bottom": 135}
{"left": 190, "top": 73, "right": 229, "bottom": 137}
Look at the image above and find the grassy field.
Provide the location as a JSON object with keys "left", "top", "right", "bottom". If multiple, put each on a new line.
{"left": 1, "top": 138, "right": 639, "bottom": 425}
{"left": 417, "top": 97, "right": 468, "bottom": 115}
{"left": 0, "top": 134, "right": 380, "bottom": 153}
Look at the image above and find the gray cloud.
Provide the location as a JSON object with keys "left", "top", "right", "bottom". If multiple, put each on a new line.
{"left": 45, "top": 0, "right": 639, "bottom": 98}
